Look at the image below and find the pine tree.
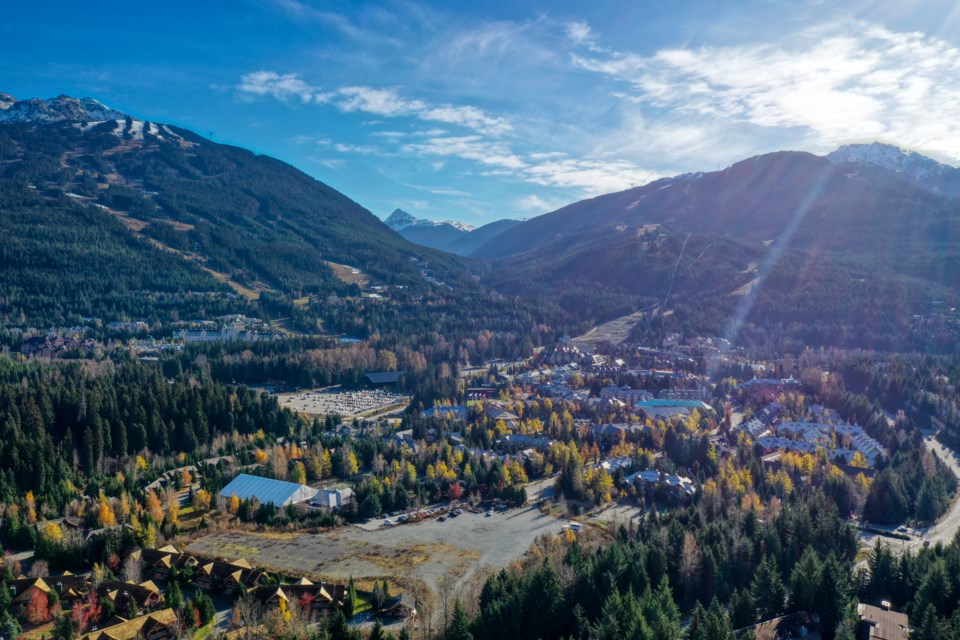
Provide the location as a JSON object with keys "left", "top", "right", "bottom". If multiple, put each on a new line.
{"left": 751, "top": 557, "right": 785, "bottom": 620}
{"left": 447, "top": 599, "right": 472, "bottom": 640}
{"left": 327, "top": 607, "right": 351, "bottom": 640}
{"left": 345, "top": 576, "right": 358, "bottom": 618}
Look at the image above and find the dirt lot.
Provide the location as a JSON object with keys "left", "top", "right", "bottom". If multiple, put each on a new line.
{"left": 187, "top": 501, "right": 564, "bottom": 624}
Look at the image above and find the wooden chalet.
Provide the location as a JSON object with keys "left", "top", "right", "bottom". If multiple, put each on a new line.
{"left": 131, "top": 546, "right": 198, "bottom": 582}
{"left": 383, "top": 593, "right": 417, "bottom": 620}
{"left": 95, "top": 579, "right": 164, "bottom": 612}
{"left": 194, "top": 557, "right": 266, "bottom": 594}
{"left": 254, "top": 577, "right": 346, "bottom": 614}
{"left": 77, "top": 607, "right": 177, "bottom": 640}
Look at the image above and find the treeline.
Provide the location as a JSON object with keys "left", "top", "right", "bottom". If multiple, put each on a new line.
{"left": 471, "top": 492, "right": 859, "bottom": 640}
{"left": 0, "top": 355, "right": 301, "bottom": 513}
{"left": 859, "top": 537, "right": 960, "bottom": 639}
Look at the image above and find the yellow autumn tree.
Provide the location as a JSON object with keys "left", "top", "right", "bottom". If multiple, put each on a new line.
{"left": 164, "top": 488, "right": 179, "bottom": 525}
{"left": 42, "top": 522, "right": 64, "bottom": 543}
{"left": 291, "top": 461, "right": 307, "bottom": 485}
{"left": 98, "top": 494, "right": 116, "bottom": 528}
{"left": 145, "top": 489, "right": 164, "bottom": 522}
{"left": 25, "top": 491, "right": 37, "bottom": 524}
{"left": 192, "top": 489, "right": 212, "bottom": 512}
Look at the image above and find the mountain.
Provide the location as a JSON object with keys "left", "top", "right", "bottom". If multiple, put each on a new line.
{"left": 384, "top": 208, "right": 521, "bottom": 256}
{"left": 384, "top": 208, "right": 419, "bottom": 229}
{"left": 385, "top": 208, "right": 475, "bottom": 232}
{"left": 0, "top": 93, "right": 127, "bottom": 124}
{"left": 479, "top": 148, "right": 960, "bottom": 351}
{"left": 452, "top": 219, "right": 522, "bottom": 256}
{"left": 827, "top": 142, "right": 960, "bottom": 197}
{"left": 0, "top": 94, "right": 470, "bottom": 326}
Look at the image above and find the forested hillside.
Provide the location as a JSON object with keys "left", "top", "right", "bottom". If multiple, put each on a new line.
{"left": 476, "top": 151, "right": 960, "bottom": 353}
{"left": 0, "top": 113, "right": 473, "bottom": 328}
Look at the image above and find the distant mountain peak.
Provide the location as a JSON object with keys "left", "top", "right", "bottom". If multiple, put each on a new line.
{"left": 0, "top": 93, "right": 128, "bottom": 124}
{"left": 385, "top": 208, "right": 419, "bottom": 230}
{"left": 828, "top": 142, "right": 956, "bottom": 179}
{"left": 385, "top": 208, "right": 475, "bottom": 232}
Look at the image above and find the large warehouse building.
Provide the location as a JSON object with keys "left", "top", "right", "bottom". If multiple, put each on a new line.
{"left": 218, "top": 473, "right": 318, "bottom": 507}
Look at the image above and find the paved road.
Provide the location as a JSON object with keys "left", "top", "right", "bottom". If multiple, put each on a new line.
{"left": 908, "top": 433, "right": 960, "bottom": 550}
{"left": 861, "top": 432, "right": 960, "bottom": 553}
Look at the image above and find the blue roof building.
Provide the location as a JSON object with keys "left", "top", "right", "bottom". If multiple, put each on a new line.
{"left": 218, "top": 474, "right": 318, "bottom": 507}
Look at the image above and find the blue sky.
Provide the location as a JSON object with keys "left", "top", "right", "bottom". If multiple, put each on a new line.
{"left": 3, "top": 1, "right": 960, "bottom": 225}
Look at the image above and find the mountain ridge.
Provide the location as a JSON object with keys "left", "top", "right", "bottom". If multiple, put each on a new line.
{"left": 0, "top": 93, "right": 474, "bottom": 327}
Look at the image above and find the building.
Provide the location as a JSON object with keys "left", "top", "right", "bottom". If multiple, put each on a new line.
{"left": 194, "top": 558, "right": 266, "bottom": 594}
{"left": 218, "top": 474, "right": 318, "bottom": 507}
{"left": 383, "top": 593, "right": 417, "bottom": 620}
{"left": 254, "top": 578, "right": 346, "bottom": 615}
{"left": 78, "top": 608, "right": 177, "bottom": 640}
{"left": 857, "top": 603, "right": 909, "bottom": 640}
{"left": 313, "top": 487, "right": 355, "bottom": 510}
{"left": 600, "top": 385, "right": 654, "bottom": 404}
{"left": 625, "top": 469, "right": 696, "bottom": 497}
{"left": 738, "top": 377, "right": 801, "bottom": 401}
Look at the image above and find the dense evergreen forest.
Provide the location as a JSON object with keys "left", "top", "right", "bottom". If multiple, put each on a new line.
{"left": 465, "top": 500, "right": 960, "bottom": 640}
{"left": 0, "top": 356, "right": 297, "bottom": 511}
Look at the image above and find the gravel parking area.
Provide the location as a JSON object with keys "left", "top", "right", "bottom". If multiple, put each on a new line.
{"left": 188, "top": 502, "right": 564, "bottom": 622}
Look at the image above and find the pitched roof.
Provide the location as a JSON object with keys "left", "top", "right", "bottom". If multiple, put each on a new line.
{"left": 218, "top": 473, "right": 317, "bottom": 506}
{"left": 79, "top": 608, "right": 177, "bottom": 640}
{"left": 366, "top": 371, "right": 403, "bottom": 384}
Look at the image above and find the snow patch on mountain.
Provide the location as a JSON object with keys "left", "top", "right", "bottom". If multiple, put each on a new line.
{"left": 385, "top": 208, "right": 475, "bottom": 232}
{"left": 0, "top": 94, "right": 127, "bottom": 124}
{"left": 827, "top": 142, "right": 957, "bottom": 181}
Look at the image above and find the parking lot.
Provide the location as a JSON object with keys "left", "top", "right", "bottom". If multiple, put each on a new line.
{"left": 187, "top": 501, "right": 564, "bottom": 623}
{"left": 276, "top": 387, "right": 411, "bottom": 418}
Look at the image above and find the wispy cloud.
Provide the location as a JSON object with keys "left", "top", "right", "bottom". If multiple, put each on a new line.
{"left": 516, "top": 194, "right": 570, "bottom": 213}
{"left": 573, "top": 21, "right": 960, "bottom": 161}
{"left": 239, "top": 76, "right": 510, "bottom": 135}
{"left": 237, "top": 71, "right": 327, "bottom": 103}
{"left": 564, "top": 21, "right": 594, "bottom": 46}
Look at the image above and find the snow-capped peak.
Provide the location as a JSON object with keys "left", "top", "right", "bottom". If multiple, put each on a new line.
{"left": 444, "top": 220, "right": 476, "bottom": 232}
{"left": 0, "top": 94, "right": 128, "bottom": 124}
{"left": 827, "top": 142, "right": 955, "bottom": 181}
{"left": 385, "top": 208, "right": 420, "bottom": 230}
{"left": 385, "top": 208, "right": 475, "bottom": 232}
{"left": 827, "top": 142, "right": 960, "bottom": 197}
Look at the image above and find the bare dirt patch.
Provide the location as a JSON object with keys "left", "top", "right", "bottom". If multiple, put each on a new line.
{"left": 574, "top": 309, "right": 651, "bottom": 348}
{"left": 326, "top": 261, "right": 370, "bottom": 287}
{"left": 188, "top": 503, "right": 563, "bottom": 625}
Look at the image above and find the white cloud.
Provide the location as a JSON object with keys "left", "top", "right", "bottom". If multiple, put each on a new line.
{"left": 238, "top": 74, "right": 511, "bottom": 136}
{"left": 523, "top": 158, "right": 661, "bottom": 195}
{"left": 308, "top": 156, "right": 345, "bottom": 169}
{"left": 516, "top": 194, "right": 569, "bottom": 213}
{"left": 337, "top": 86, "right": 424, "bottom": 116}
{"left": 565, "top": 21, "right": 593, "bottom": 45}
{"left": 402, "top": 135, "right": 528, "bottom": 170}
{"left": 573, "top": 21, "right": 960, "bottom": 162}
{"left": 237, "top": 71, "right": 325, "bottom": 103}
{"left": 420, "top": 104, "right": 511, "bottom": 135}
{"left": 402, "top": 134, "right": 657, "bottom": 195}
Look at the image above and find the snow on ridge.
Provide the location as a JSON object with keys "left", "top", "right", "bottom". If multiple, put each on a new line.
{"left": 827, "top": 142, "right": 955, "bottom": 180}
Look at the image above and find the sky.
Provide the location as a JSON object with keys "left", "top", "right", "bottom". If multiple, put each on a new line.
{"left": 3, "top": 0, "right": 960, "bottom": 226}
